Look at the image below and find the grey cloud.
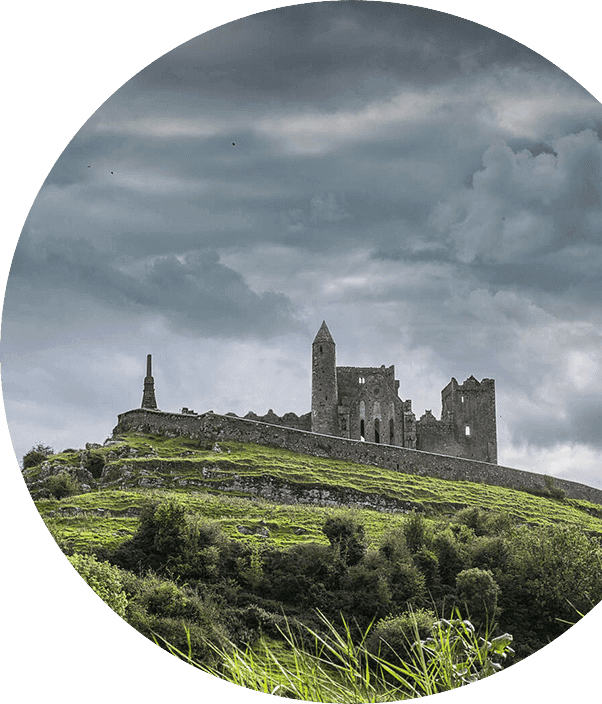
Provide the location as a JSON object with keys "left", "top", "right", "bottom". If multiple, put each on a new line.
{"left": 377, "top": 132, "right": 602, "bottom": 292}
{"left": 131, "top": 3, "right": 555, "bottom": 107}
{"left": 142, "top": 250, "right": 300, "bottom": 337}
{"left": 515, "top": 395, "right": 602, "bottom": 449}
{"left": 7, "top": 238, "right": 299, "bottom": 339}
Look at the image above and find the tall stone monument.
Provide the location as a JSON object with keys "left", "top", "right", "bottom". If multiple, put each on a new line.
{"left": 141, "top": 354, "right": 158, "bottom": 410}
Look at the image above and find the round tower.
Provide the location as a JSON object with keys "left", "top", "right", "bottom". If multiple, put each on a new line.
{"left": 311, "top": 321, "right": 338, "bottom": 435}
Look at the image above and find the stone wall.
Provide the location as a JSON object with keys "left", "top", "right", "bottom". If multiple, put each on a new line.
{"left": 114, "top": 408, "right": 602, "bottom": 506}
{"left": 240, "top": 410, "right": 311, "bottom": 431}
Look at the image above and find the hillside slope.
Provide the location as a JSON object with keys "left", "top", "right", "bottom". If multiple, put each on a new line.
{"left": 24, "top": 431, "right": 602, "bottom": 554}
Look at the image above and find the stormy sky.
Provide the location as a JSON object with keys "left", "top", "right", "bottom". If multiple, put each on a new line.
{"left": 4, "top": 0, "right": 602, "bottom": 489}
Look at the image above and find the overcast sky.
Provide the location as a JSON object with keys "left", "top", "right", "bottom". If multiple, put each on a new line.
{"left": 3, "top": 1, "right": 602, "bottom": 489}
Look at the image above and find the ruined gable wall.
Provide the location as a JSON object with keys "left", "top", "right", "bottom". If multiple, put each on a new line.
{"left": 336, "top": 366, "right": 405, "bottom": 445}
{"left": 114, "top": 408, "right": 602, "bottom": 505}
{"left": 441, "top": 377, "right": 497, "bottom": 463}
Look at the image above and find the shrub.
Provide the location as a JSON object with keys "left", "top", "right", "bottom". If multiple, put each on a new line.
{"left": 387, "top": 559, "right": 427, "bottom": 610}
{"left": 497, "top": 523, "right": 602, "bottom": 656}
{"left": 432, "top": 528, "right": 466, "bottom": 588}
{"left": 339, "top": 551, "right": 393, "bottom": 622}
{"left": 322, "top": 515, "right": 367, "bottom": 566}
{"left": 403, "top": 511, "right": 432, "bottom": 554}
{"left": 412, "top": 547, "right": 440, "bottom": 592}
{"left": 456, "top": 567, "right": 500, "bottom": 626}
{"left": 23, "top": 443, "right": 53, "bottom": 470}
{"left": 130, "top": 498, "right": 188, "bottom": 571}
{"left": 125, "top": 574, "right": 228, "bottom": 664}
{"left": 379, "top": 527, "right": 410, "bottom": 563}
{"left": 544, "top": 475, "right": 566, "bottom": 501}
{"left": 45, "top": 470, "right": 80, "bottom": 499}
{"left": 369, "top": 608, "right": 436, "bottom": 663}
{"left": 68, "top": 553, "right": 128, "bottom": 618}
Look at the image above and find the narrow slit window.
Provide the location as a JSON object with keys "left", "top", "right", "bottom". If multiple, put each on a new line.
{"left": 465, "top": 425, "right": 471, "bottom": 437}
{"left": 360, "top": 419, "right": 365, "bottom": 441}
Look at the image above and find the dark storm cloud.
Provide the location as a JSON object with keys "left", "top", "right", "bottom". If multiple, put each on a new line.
{"left": 368, "top": 130, "right": 602, "bottom": 307}
{"left": 132, "top": 2, "right": 557, "bottom": 107}
{"left": 6, "top": 1, "right": 602, "bottom": 486}
{"left": 7, "top": 237, "right": 299, "bottom": 339}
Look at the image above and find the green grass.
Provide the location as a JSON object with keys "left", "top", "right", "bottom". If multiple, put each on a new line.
{"left": 30, "top": 431, "right": 602, "bottom": 554}
{"left": 158, "top": 610, "right": 514, "bottom": 701}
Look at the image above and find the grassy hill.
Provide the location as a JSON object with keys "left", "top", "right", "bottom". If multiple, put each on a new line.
{"left": 22, "top": 430, "right": 602, "bottom": 697}
{"left": 26, "top": 431, "right": 602, "bottom": 554}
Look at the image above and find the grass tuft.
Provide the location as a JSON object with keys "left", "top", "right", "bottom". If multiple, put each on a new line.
{"left": 157, "top": 609, "right": 513, "bottom": 702}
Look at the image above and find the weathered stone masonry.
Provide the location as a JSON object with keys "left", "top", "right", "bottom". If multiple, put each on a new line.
{"left": 310, "top": 322, "right": 497, "bottom": 463}
{"left": 142, "top": 323, "right": 498, "bottom": 464}
{"left": 114, "top": 408, "right": 602, "bottom": 506}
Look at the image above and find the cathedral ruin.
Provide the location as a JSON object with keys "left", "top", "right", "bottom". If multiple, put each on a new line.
{"left": 310, "top": 322, "right": 497, "bottom": 464}
{"left": 140, "top": 321, "right": 497, "bottom": 464}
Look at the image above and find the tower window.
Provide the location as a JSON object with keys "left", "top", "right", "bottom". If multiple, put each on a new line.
{"left": 320, "top": 345, "right": 323, "bottom": 353}
{"left": 465, "top": 425, "right": 471, "bottom": 437}
{"left": 360, "top": 419, "right": 365, "bottom": 441}
{"left": 374, "top": 418, "right": 380, "bottom": 444}
{"left": 359, "top": 377, "right": 365, "bottom": 385}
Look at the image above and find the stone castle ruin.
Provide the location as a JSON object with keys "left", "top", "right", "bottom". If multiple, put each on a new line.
{"left": 117, "top": 324, "right": 602, "bottom": 504}
{"left": 138, "top": 322, "right": 497, "bottom": 464}
{"left": 310, "top": 322, "right": 497, "bottom": 464}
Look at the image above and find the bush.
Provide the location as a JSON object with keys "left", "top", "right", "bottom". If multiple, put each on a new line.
{"left": 497, "top": 523, "right": 602, "bottom": 656}
{"left": 455, "top": 508, "right": 513, "bottom": 536}
{"left": 456, "top": 567, "right": 500, "bottom": 626}
{"left": 124, "top": 573, "right": 228, "bottom": 664}
{"left": 403, "top": 511, "right": 432, "bottom": 554}
{"left": 433, "top": 528, "right": 466, "bottom": 588}
{"left": 68, "top": 553, "right": 128, "bottom": 618}
{"left": 322, "top": 514, "right": 367, "bottom": 566}
{"left": 369, "top": 608, "right": 436, "bottom": 663}
{"left": 379, "top": 527, "right": 411, "bottom": 563}
{"left": 115, "top": 499, "right": 231, "bottom": 579}
{"left": 45, "top": 471, "right": 80, "bottom": 499}
{"left": 23, "top": 443, "right": 53, "bottom": 470}
{"left": 129, "top": 498, "right": 188, "bottom": 571}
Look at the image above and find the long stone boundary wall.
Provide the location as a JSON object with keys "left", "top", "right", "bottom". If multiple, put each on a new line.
{"left": 114, "top": 408, "right": 602, "bottom": 506}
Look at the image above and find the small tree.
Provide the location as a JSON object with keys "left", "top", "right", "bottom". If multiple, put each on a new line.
{"left": 456, "top": 567, "right": 500, "bottom": 626}
{"left": 23, "top": 443, "right": 53, "bottom": 470}
{"left": 322, "top": 515, "right": 367, "bottom": 566}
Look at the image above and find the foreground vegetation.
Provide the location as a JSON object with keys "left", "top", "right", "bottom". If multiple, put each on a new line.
{"left": 23, "top": 433, "right": 602, "bottom": 699}
{"left": 162, "top": 611, "right": 514, "bottom": 701}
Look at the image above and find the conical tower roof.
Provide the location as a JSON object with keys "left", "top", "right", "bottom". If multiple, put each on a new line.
{"left": 313, "top": 321, "right": 335, "bottom": 345}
